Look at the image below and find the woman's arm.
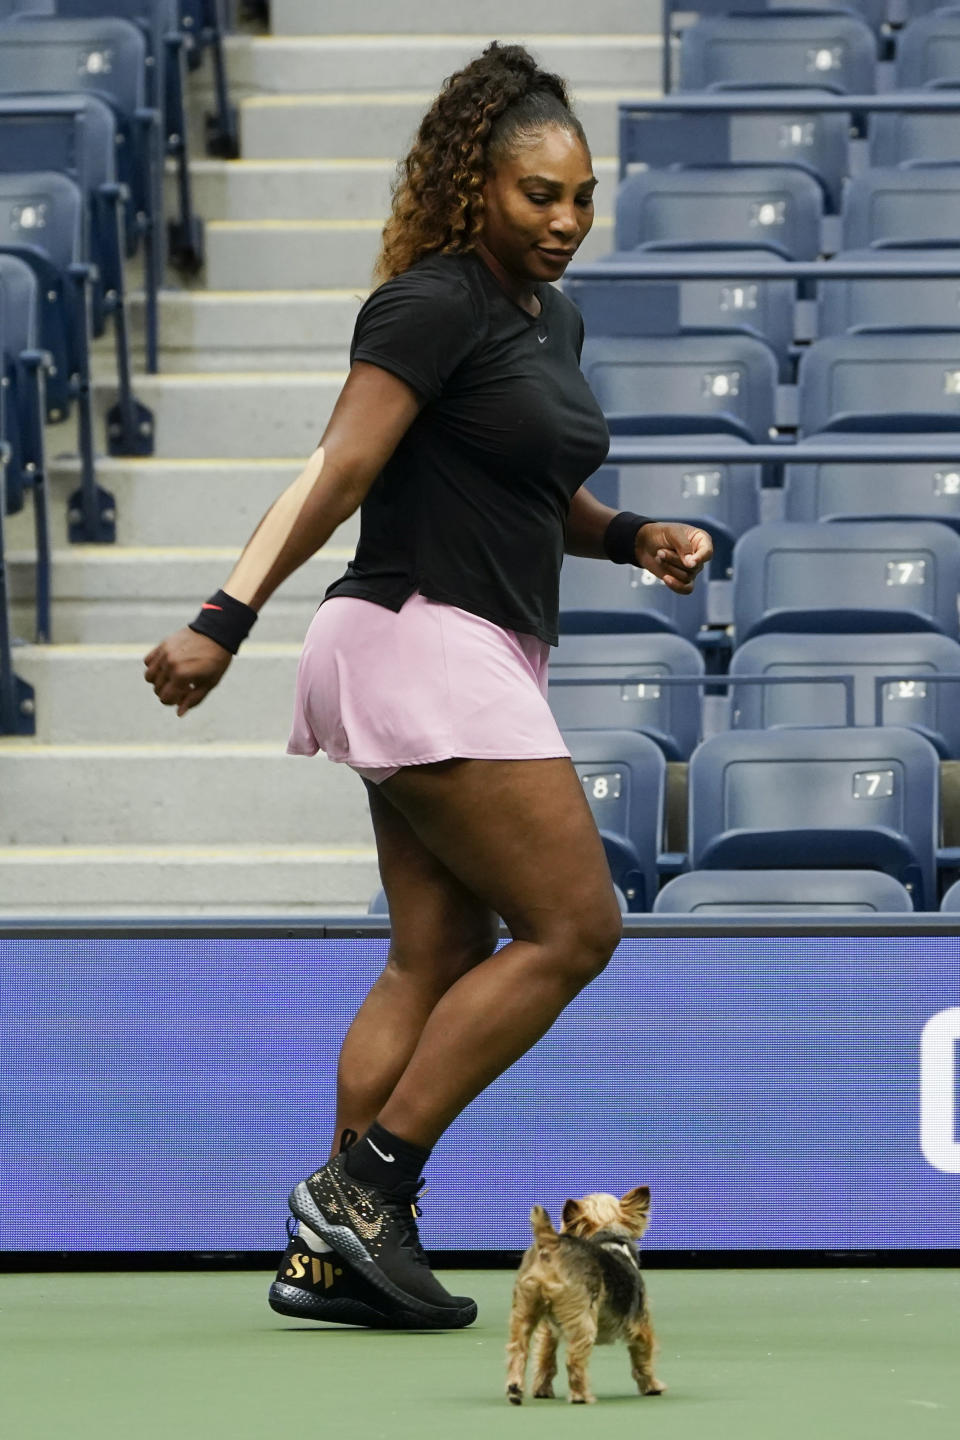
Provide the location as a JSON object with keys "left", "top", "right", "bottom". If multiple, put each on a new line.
{"left": 565, "top": 483, "right": 714, "bottom": 594}
{"left": 143, "top": 362, "right": 422, "bottom": 715}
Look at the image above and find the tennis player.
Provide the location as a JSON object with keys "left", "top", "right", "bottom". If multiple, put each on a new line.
{"left": 144, "top": 42, "right": 712, "bottom": 1331}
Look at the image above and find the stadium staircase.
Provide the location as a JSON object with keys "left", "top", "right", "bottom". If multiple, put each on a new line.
{"left": 0, "top": 0, "right": 661, "bottom": 917}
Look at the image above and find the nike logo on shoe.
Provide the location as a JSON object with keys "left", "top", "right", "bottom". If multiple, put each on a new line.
{"left": 367, "top": 1139, "right": 395, "bottom": 1163}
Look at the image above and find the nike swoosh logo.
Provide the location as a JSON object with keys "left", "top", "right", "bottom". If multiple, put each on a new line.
{"left": 537, "top": 334, "right": 547, "bottom": 344}
{"left": 367, "top": 1139, "right": 395, "bottom": 1164}
{"left": 332, "top": 1171, "right": 385, "bottom": 1240}
{"left": 201, "top": 602, "right": 224, "bottom": 610}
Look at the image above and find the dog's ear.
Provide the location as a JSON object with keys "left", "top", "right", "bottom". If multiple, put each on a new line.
{"left": 619, "top": 1186, "right": 651, "bottom": 1232}
{"left": 561, "top": 1197, "right": 586, "bottom": 1234}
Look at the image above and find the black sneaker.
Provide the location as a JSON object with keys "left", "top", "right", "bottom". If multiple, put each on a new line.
{"left": 288, "top": 1153, "right": 477, "bottom": 1329}
{"left": 268, "top": 1218, "right": 403, "bottom": 1328}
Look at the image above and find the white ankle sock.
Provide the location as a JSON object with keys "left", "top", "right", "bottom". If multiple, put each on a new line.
{"left": 298, "top": 1222, "right": 332, "bottom": 1253}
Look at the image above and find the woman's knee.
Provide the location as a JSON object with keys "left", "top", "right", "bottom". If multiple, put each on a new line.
{"left": 386, "top": 918, "right": 499, "bottom": 992}
{"left": 537, "top": 891, "right": 623, "bottom": 990}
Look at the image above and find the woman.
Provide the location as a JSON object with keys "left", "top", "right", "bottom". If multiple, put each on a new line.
{"left": 144, "top": 42, "right": 712, "bottom": 1331}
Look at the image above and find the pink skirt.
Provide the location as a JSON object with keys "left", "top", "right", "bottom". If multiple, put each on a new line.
{"left": 286, "top": 591, "right": 570, "bottom": 784}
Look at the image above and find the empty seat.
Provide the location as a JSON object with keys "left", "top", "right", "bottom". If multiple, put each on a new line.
{"left": 615, "top": 166, "right": 823, "bottom": 260}
{"left": 579, "top": 333, "right": 778, "bottom": 441}
{"left": 785, "top": 429, "right": 960, "bottom": 533}
{"left": 730, "top": 632, "right": 960, "bottom": 757}
{"left": 843, "top": 166, "right": 960, "bottom": 249}
{"left": 688, "top": 725, "right": 939, "bottom": 907}
{"left": 816, "top": 247, "right": 960, "bottom": 338}
{"left": 896, "top": 9, "right": 960, "bottom": 88}
{"left": 679, "top": 13, "right": 877, "bottom": 93}
{"left": 732, "top": 521, "right": 960, "bottom": 641}
{"left": 870, "top": 100, "right": 960, "bottom": 168}
{"left": 368, "top": 883, "right": 631, "bottom": 916}
{"left": 798, "top": 331, "right": 960, "bottom": 434}
{"left": 653, "top": 867, "right": 914, "bottom": 912}
{"left": 560, "top": 550, "right": 709, "bottom": 645}
{"left": 940, "top": 877, "right": 960, "bottom": 911}
{"left": 549, "top": 632, "right": 704, "bottom": 760}
{"left": 564, "top": 727, "right": 666, "bottom": 912}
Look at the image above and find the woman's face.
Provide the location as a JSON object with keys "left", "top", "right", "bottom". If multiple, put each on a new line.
{"left": 480, "top": 126, "right": 596, "bottom": 285}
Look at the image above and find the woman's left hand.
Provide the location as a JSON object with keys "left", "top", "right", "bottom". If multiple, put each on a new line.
{"left": 635, "top": 523, "right": 713, "bottom": 594}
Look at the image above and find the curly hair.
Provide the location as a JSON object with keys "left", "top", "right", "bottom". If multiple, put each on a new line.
{"left": 374, "top": 42, "right": 587, "bottom": 284}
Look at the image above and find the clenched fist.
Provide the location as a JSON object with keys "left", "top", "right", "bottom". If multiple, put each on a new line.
{"left": 143, "top": 628, "right": 233, "bottom": 717}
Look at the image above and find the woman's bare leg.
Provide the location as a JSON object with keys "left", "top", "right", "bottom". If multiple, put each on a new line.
{"left": 371, "top": 756, "right": 623, "bottom": 1148}
{"left": 330, "top": 779, "right": 499, "bottom": 1155}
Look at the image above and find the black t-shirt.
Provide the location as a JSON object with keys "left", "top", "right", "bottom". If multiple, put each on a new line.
{"left": 322, "top": 250, "right": 610, "bottom": 645}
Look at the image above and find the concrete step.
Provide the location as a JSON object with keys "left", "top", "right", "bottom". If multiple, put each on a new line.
{"left": 6, "top": 459, "right": 361, "bottom": 549}
{"left": 0, "top": 742, "right": 374, "bottom": 846}
{"left": 203, "top": 215, "right": 613, "bottom": 290}
{"left": 270, "top": 0, "right": 660, "bottom": 35}
{"left": 9, "top": 545, "right": 349, "bottom": 644}
{"left": 15, "top": 642, "right": 307, "bottom": 745}
{"left": 0, "top": 843, "right": 379, "bottom": 915}
{"left": 60, "top": 372, "right": 346, "bottom": 459}
{"left": 239, "top": 89, "right": 653, "bottom": 160}
{"left": 215, "top": 32, "right": 662, "bottom": 94}
{"left": 181, "top": 157, "right": 395, "bottom": 221}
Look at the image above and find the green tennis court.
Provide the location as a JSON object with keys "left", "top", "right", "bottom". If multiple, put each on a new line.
{"left": 3, "top": 1268, "right": 957, "bottom": 1439}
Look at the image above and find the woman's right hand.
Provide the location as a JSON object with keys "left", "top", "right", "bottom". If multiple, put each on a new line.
{"left": 143, "top": 628, "right": 233, "bottom": 717}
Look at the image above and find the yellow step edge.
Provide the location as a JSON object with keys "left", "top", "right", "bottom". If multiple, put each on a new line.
{"left": 0, "top": 845, "right": 378, "bottom": 861}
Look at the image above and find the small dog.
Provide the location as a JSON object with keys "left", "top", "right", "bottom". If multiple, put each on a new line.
{"left": 505, "top": 1187, "right": 665, "bottom": 1406}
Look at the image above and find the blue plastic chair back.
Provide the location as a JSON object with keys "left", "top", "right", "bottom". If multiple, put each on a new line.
{"left": 732, "top": 520, "right": 960, "bottom": 642}
{"left": 730, "top": 630, "right": 960, "bottom": 757}
{"left": 0, "top": 15, "right": 147, "bottom": 117}
{"left": 615, "top": 165, "right": 823, "bottom": 260}
{"left": 563, "top": 727, "right": 666, "bottom": 912}
{"left": 798, "top": 330, "right": 960, "bottom": 434}
{"left": 940, "top": 877, "right": 960, "bottom": 912}
{"left": 688, "top": 725, "right": 939, "bottom": 908}
{"left": 653, "top": 867, "right": 914, "bottom": 912}
{"left": 0, "top": 93, "right": 116, "bottom": 193}
{"left": 0, "top": 169, "right": 85, "bottom": 273}
{"left": 896, "top": 10, "right": 960, "bottom": 88}
{"left": 870, "top": 101, "right": 960, "bottom": 167}
{"left": 785, "top": 428, "right": 960, "bottom": 534}
{"left": 549, "top": 631, "right": 705, "bottom": 761}
{"left": 559, "top": 550, "right": 709, "bottom": 644}
{"left": 580, "top": 333, "right": 778, "bottom": 442}
{"left": 843, "top": 166, "right": 960, "bottom": 248}
{"left": 678, "top": 12, "right": 877, "bottom": 93}
{"left": 0, "top": 0, "right": 53, "bottom": 13}
{"left": 0, "top": 252, "right": 41, "bottom": 512}
{"left": 816, "top": 246, "right": 960, "bottom": 337}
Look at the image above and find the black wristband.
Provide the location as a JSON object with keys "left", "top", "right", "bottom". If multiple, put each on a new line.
{"left": 603, "top": 511, "right": 653, "bottom": 566}
{"left": 187, "top": 589, "right": 258, "bottom": 655}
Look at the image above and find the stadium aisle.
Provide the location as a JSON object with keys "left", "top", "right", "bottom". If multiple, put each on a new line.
{"left": 2, "top": 1268, "right": 958, "bottom": 1438}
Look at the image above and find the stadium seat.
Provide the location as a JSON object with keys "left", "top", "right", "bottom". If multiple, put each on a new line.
{"left": 729, "top": 632, "right": 960, "bottom": 757}
{"left": 816, "top": 247, "right": 960, "bottom": 338}
{"left": 784, "top": 429, "right": 960, "bottom": 533}
{"left": 564, "top": 728, "right": 666, "bottom": 912}
{"left": 579, "top": 333, "right": 778, "bottom": 442}
{"left": 596, "top": 440, "right": 761, "bottom": 577}
{"left": 896, "top": 9, "right": 960, "bottom": 89}
{"left": 870, "top": 98, "right": 960, "bottom": 168}
{"left": 653, "top": 867, "right": 914, "bottom": 912}
{"left": 367, "top": 884, "right": 632, "bottom": 916}
{"left": 732, "top": 521, "right": 960, "bottom": 641}
{"left": 0, "top": 253, "right": 49, "bottom": 640}
{"left": 940, "top": 877, "right": 960, "bottom": 912}
{"left": 615, "top": 165, "right": 824, "bottom": 260}
{"left": 797, "top": 331, "right": 960, "bottom": 434}
{"left": 687, "top": 725, "right": 939, "bottom": 908}
{"left": 842, "top": 166, "right": 960, "bottom": 249}
{"left": 678, "top": 12, "right": 877, "bottom": 94}
{"left": 549, "top": 632, "right": 704, "bottom": 761}
{"left": 559, "top": 550, "right": 709, "bottom": 645}
{"left": 570, "top": 250, "right": 796, "bottom": 381}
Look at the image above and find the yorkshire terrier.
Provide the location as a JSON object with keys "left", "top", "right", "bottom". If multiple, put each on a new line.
{"left": 505, "top": 1187, "right": 665, "bottom": 1406}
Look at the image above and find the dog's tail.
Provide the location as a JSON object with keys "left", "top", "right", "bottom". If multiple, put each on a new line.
{"left": 529, "top": 1205, "right": 561, "bottom": 1251}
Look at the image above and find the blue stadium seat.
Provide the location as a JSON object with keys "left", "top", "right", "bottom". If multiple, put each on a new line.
{"left": 896, "top": 9, "right": 960, "bottom": 89}
{"left": 0, "top": 0, "right": 52, "bottom": 13}
{"left": 615, "top": 165, "right": 823, "bottom": 260}
{"left": 368, "top": 883, "right": 631, "bottom": 916}
{"left": 688, "top": 725, "right": 939, "bottom": 908}
{"left": 564, "top": 728, "right": 666, "bottom": 912}
{"left": 869, "top": 99, "right": 960, "bottom": 167}
{"left": 785, "top": 429, "right": 960, "bottom": 533}
{"left": 940, "top": 877, "right": 960, "bottom": 912}
{"left": 598, "top": 440, "right": 761, "bottom": 577}
{"left": 549, "top": 632, "right": 704, "bottom": 761}
{"left": 843, "top": 166, "right": 960, "bottom": 249}
{"left": 798, "top": 331, "right": 960, "bottom": 434}
{"left": 678, "top": 12, "right": 877, "bottom": 93}
{"left": 816, "top": 247, "right": 960, "bottom": 337}
{"left": 732, "top": 521, "right": 960, "bottom": 641}
{"left": 570, "top": 249, "right": 796, "bottom": 380}
{"left": 653, "top": 867, "right": 914, "bottom": 912}
{"left": 730, "top": 632, "right": 960, "bottom": 757}
{"left": 559, "top": 550, "right": 709, "bottom": 645}
{"left": 579, "top": 333, "right": 778, "bottom": 442}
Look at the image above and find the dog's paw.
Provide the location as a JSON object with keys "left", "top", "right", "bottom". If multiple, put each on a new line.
{"left": 639, "top": 1378, "right": 667, "bottom": 1396}
{"left": 532, "top": 1385, "right": 555, "bottom": 1400}
{"left": 506, "top": 1385, "right": 523, "bottom": 1406}
{"left": 569, "top": 1394, "right": 596, "bottom": 1405}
